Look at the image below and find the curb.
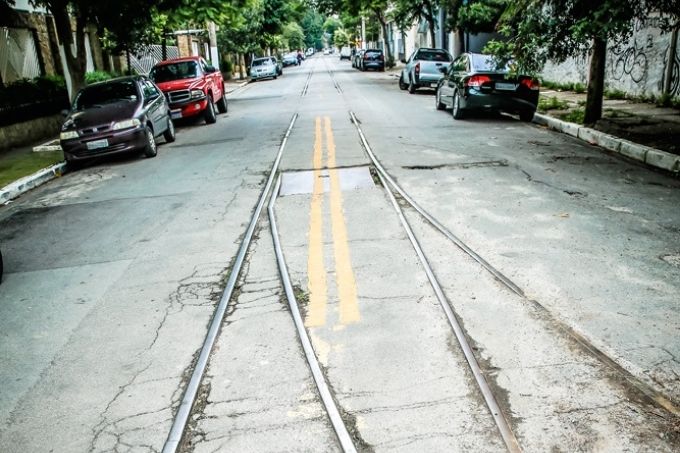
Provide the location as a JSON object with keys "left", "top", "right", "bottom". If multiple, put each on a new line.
{"left": 0, "top": 162, "right": 68, "bottom": 205}
{"left": 533, "top": 113, "right": 680, "bottom": 173}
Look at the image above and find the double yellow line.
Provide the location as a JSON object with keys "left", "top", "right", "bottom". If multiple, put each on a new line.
{"left": 306, "top": 117, "right": 360, "bottom": 327}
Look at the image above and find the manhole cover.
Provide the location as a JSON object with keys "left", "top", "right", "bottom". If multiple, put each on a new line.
{"left": 660, "top": 254, "right": 680, "bottom": 267}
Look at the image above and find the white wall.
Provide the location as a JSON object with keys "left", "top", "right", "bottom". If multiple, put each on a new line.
{"left": 541, "top": 15, "right": 680, "bottom": 97}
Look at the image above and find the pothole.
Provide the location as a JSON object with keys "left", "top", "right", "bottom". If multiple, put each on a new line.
{"left": 660, "top": 254, "right": 680, "bottom": 267}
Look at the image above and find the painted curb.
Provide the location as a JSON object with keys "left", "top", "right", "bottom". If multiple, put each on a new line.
{"left": 533, "top": 112, "right": 679, "bottom": 174}
{"left": 0, "top": 162, "right": 68, "bottom": 204}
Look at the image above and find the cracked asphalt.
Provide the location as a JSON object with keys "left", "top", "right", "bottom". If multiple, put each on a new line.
{"left": 0, "top": 55, "right": 679, "bottom": 452}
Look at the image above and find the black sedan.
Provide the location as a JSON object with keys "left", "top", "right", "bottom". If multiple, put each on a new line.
{"left": 435, "top": 53, "right": 539, "bottom": 122}
{"left": 60, "top": 76, "right": 175, "bottom": 166}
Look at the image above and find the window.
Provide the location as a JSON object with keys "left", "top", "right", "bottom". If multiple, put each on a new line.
{"left": 143, "top": 80, "right": 159, "bottom": 100}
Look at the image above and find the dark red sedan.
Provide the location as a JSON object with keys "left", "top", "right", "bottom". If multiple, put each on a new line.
{"left": 60, "top": 76, "right": 175, "bottom": 166}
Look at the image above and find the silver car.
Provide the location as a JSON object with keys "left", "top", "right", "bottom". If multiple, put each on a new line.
{"left": 250, "top": 57, "right": 278, "bottom": 80}
{"left": 399, "top": 48, "right": 452, "bottom": 93}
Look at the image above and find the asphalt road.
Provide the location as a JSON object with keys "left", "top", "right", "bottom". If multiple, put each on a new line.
{"left": 0, "top": 54, "right": 679, "bottom": 452}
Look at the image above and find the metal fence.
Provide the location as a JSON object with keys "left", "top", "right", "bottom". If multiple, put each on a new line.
{"left": 0, "top": 27, "right": 42, "bottom": 83}
{"left": 130, "top": 44, "right": 179, "bottom": 74}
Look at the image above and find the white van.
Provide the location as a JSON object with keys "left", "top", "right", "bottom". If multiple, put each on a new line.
{"left": 340, "top": 46, "right": 351, "bottom": 60}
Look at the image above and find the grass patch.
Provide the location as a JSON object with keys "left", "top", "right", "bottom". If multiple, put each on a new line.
{"left": 541, "top": 79, "right": 587, "bottom": 93}
{"left": 0, "top": 150, "right": 64, "bottom": 187}
{"left": 604, "top": 88, "right": 627, "bottom": 100}
{"left": 558, "top": 108, "right": 585, "bottom": 124}
{"left": 538, "top": 95, "right": 570, "bottom": 112}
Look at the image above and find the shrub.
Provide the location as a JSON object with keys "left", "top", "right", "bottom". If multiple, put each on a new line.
{"left": 538, "top": 96, "right": 569, "bottom": 112}
{"left": 604, "top": 88, "right": 627, "bottom": 100}
{"left": 85, "top": 70, "right": 119, "bottom": 84}
{"left": 559, "top": 108, "right": 585, "bottom": 124}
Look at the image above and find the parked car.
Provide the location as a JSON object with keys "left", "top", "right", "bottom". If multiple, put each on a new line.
{"left": 282, "top": 52, "right": 298, "bottom": 67}
{"left": 270, "top": 56, "right": 283, "bottom": 75}
{"left": 249, "top": 57, "right": 279, "bottom": 80}
{"left": 306, "top": 48, "right": 314, "bottom": 57}
{"left": 340, "top": 46, "right": 352, "bottom": 60}
{"left": 352, "top": 49, "right": 365, "bottom": 69}
{"left": 149, "top": 56, "right": 227, "bottom": 124}
{"left": 60, "top": 76, "right": 175, "bottom": 165}
{"left": 435, "top": 52, "right": 540, "bottom": 121}
{"left": 360, "top": 49, "right": 385, "bottom": 71}
{"left": 323, "top": 48, "right": 330, "bottom": 55}
{"left": 399, "top": 48, "right": 452, "bottom": 93}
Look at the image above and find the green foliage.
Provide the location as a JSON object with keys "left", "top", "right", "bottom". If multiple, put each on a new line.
{"left": 333, "top": 28, "right": 351, "bottom": 48}
{"left": 540, "top": 79, "right": 587, "bottom": 92}
{"left": 85, "top": 71, "right": 120, "bottom": 85}
{"left": 456, "top": 0, "right": 508, "bottom": 34}
{"left": 604, "top": 88, "right": 627, "bottom": 100}
{"left": 301, "top": 9, "right": 325, "bottom": 49}
{"left": 537, "top": 96, "right": 569, "bottom": 112}
{"left": 283, "top": 22, "right": 306, "bottom": 50}
{"left": 559, "top": 108, "right": 585, "bottom": 124}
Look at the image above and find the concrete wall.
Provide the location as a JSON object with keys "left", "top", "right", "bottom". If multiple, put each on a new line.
{"left": 541, "top": 16, "right": 680, "bottom": 97}
{"left": 0, "top": 114, "right": 62, "bottom": 151}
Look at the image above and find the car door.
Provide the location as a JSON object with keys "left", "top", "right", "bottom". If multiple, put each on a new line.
{"left": 449, "top": 55, "right": 468, "bottom": 93}
{"left": 142, "top": 79, "right": 165, "bottom": 133}
{"left": 200, "top": 58, "right": 218, "bottom": 98}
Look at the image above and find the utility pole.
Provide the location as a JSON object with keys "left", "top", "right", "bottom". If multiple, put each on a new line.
{"left": 361, "top": 16, "right": 366, "bottom": 49}
{"left": 208, "top": 21, "right": 219, "bottom": 70}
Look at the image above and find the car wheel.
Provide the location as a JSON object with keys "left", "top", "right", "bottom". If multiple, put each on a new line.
{"left": 216, "top": 89, "right": 228, "bottom": 114}
{"left": 143, "top": 126, "right": 157, "bottom": 157}
{"left": 399, "top": 74, "right": 408, "bottom": 90}
{"left": 435, "top": 88, "right": 446, "bottom": 110}
{"left": 452, "top": 90, "right": 465, "bottom": 120}
{"left": 204, "top": 98, "right": 217, "bottom": 124}
{"left": 519, "top": 110, "right": 535, "bottom": 122}
{"left": 408, "top": 78, "right": 417, "bottom": 94}
{"left": 163, "top": 117, "right": 176, "bottom": 143}
{"left": 274, "top": 75, "right": 278, "bottom": 79}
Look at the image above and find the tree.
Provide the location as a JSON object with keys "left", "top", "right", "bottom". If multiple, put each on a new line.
{"left": 334, "top": 28, "right": 351, "bottom": 47}
{"left": 344, "top": 0, "right": 394, "bottom": 65}
{"left": 301, "top": 9, "right": 325, "bottom": 49}
{"left": 392, "top": 0, "right": 440, "bottom": 47}
{"left": 486, "top": 0, "right": 650, "bottom": 124}
{"left": 283, "top": 22, "right": 306, "bottom": 49}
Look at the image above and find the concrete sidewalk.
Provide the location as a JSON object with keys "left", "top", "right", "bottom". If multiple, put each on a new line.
{"left": 0, "top": 80, "right": 249, "bottom": 204}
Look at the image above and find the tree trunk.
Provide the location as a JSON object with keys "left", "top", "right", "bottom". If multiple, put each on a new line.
{"left": 663, "top": 23, "right": 678, "bottom": 95}
{"left": 375, "top": 11, "right": 393, "bottom": 65}
{"left": 427, "top": 16, "right": 436, "bottom": 47}
{"left": 584, "top": 37, "right": 607, "bottom": 125}
{"left": 239, "top": 53, "right": 246, "bottom": 80}
{"left": 50, "top": 1, "right": 87, "bottom": 100}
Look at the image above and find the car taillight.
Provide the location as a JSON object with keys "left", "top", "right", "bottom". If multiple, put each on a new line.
{"left": 415, "top": 62, "right": 420, "bottom": 75}
{"left": 466, "top": 75, "right": 491, "bottom": 87}
{"left": 520, "top": 77, "right": 540, "bottom": 90}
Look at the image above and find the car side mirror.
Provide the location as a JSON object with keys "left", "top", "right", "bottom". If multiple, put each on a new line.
{"left": 205, "top": 66, "right": 216, "bottom": 73}
{"left": 438, "top": 66, "right": 447, "bottom": 73}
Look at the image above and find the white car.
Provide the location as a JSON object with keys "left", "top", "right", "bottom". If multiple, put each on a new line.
{"left": 340, "top": 46, "right": 351, "bottom": 60}
{"left": 323, "top": 49, "right": 330, "bottom": 55}
{"left": 250, "top": 57, "right": 278, "bottom": 80}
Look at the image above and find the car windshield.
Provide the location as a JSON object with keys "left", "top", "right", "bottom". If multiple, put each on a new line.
{"left": 150, "top": 61, "right": 199, "bottom": 83}
{"left": 415, "top": 50, "right": 452, "bottom": 62}
{"left": 74, "top": 80, "right": 138, "bottom": 110}
{"left": 252, "top": 59, "right": 271, "bottom": 67}
{"left": 471, "top": 54, "right": 509, "bottom": 72}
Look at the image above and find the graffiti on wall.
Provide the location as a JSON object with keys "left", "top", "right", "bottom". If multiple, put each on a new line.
{"left": 609, "top": 38, "right": 649, "bottom": 84}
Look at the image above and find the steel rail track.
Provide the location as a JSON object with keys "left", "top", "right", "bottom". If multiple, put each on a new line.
{"left": 321, "top": 56, "right": 343, "bottom": 94}
{"left": 268, "top": 175, "right": 358, "bottom": 453}
{"left": 348, "top": 112, "right": 522, "bottom": 453}
{"left": 348, "top": 111, "right": 680, "bottom": 420}
{"left": 301, "top": 66, "right": 314, "bottom": 97}
{"left": 162, "top": 113, "right": 299, "bottom": 453}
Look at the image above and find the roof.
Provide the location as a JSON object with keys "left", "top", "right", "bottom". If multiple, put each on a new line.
{"left": 155, "top": 56, "right": 202, "bottom": 66}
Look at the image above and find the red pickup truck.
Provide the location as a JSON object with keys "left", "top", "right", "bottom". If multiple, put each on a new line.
{"left": 149, "top": 56, "right": 227, "bottom": 124}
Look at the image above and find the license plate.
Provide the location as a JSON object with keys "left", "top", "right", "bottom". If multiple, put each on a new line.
{"left": 495, "top": 82, "right": 516, "bottom": 91}
{"left": 171, "top": 109, "right": 182, "bottom": 119}
{"left": 86, "top": 139, "right": 108, "bottom": 150}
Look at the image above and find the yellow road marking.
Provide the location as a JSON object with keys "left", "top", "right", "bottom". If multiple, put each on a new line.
{"left": 324, "top": 117, "right": 360, "bottom": 324}
{"left": 306, "top": 117, "right": 327, "bottom": 327}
